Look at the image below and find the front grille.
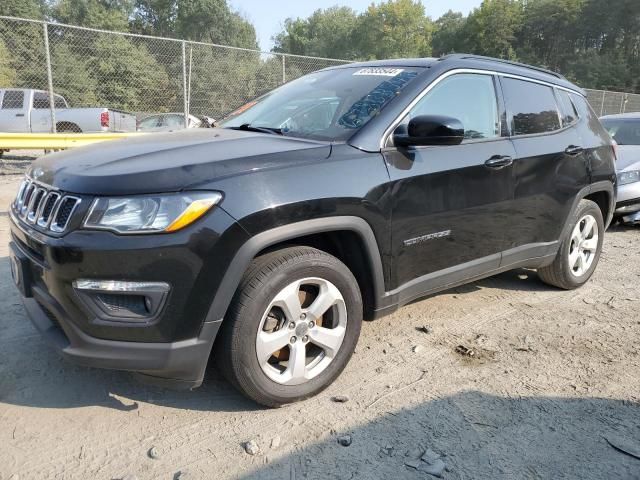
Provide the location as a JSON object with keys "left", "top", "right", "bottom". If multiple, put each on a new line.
{"left": 13, "top": 178, "right": 81, "bottom": 233}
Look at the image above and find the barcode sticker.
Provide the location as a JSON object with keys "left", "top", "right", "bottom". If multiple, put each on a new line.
{"left": 353, "top": 68, "right": 405, "bottom": 77}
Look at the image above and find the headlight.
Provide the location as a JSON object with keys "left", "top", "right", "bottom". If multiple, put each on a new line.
{"left": 617, "top": 170, "right": 640, "bottom": 186}
{"left": 83, "top": 192, "right": 222, "bottom": 234}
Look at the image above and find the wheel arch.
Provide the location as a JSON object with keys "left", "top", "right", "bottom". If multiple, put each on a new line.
{"left": 560, "top": 181, "right": 615, "bottom": 242}
{"left": 204, "top": 217, "right": 386, "bottom": 326}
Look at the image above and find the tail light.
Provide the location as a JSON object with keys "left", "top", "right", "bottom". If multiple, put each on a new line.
{"left": 100, "top": 111, "right": 109, "bottom": 128}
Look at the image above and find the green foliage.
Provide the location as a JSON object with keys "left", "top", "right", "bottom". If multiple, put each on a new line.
{"left": 0, "top": 0, "right": 46, "bottom": 19}
{"left": 0, "top": 40, "right": 17, "bottom": 86}
{"left": 460, "top": 0, "right": 523, "bottom": 59}
{"left": 50, "top": 42, "right": 98, "bottom": 106}
{"left": 273, "top": 7, "right": 360, "bottom": 59}
{"left": 52, "top": 0, "right": 133, "bottom": 30}
{"left": 131, "top": 0, "right": 258, "bottom": 49}
{"left": 273, "top": 0, "right": 640, "bottom": 92}
{"left": 87, "top": 34, "right": 174, "bottom": 111}
{"left": 357, "top": 0, "right": 433, "bottom": 59}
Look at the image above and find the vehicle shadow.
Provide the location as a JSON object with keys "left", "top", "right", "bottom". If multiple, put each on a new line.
{"left": 235, "top": 391, "right": 640, "bottom": 480}
{"left": 0, "top": 254, "right": 563, "bottom": 414}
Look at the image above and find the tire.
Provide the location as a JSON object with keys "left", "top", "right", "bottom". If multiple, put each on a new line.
{"left": 537, "top": 199, "right": 604, "bottom": 289}
{"left": 56, "top": 123, "right": 82, "bottom": 133}
{"left": 216, "top": 246, "right": 363, "bottom": 407}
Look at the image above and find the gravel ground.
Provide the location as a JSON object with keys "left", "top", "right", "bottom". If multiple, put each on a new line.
{"left": 0, "top": 176, "right": 639, "bottom": 480}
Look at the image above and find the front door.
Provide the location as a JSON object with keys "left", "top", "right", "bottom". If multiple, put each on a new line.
{"left": 384, "top": 73, "right": 516, "bottom": 292}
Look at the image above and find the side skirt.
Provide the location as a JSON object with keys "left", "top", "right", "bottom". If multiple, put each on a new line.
{"left": 373, "top": 241, "right": 558, "bottom": 319}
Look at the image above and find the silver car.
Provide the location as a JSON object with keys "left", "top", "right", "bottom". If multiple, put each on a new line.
{"left": 137, "top": 113, "right": 214, "bottom": 132}
{"left": 600, "top": 113, "right": 640, "bottom": 224}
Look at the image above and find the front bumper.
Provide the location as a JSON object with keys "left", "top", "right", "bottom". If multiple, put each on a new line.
{"left": 22, "top": 288, "right": 220, "bottom": 389}
{"left": 9, "top": 202, "right": 249, "bottom": 387}
{"left": 615, "top": 181, "right": 640, "bottom": 214}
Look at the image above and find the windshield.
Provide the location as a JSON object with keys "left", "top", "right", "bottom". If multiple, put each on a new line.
{"left": 601, "top": 118, "right": 640, "bottom": 145}
{"left": 219, "top": 66, "right": 423, "bottom": 141}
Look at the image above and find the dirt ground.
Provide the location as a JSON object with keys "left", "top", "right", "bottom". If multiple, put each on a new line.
{"left": 0, "top": 171, "right": 639, "bottom": 480}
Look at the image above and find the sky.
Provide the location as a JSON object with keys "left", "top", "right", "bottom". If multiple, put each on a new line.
{"left": 229, "top": 0, "right": 483, "bottom": 52}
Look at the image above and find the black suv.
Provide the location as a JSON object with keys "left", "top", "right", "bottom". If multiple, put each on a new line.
{"left": 9, "top": 55, "right": 616, "bottom": 407}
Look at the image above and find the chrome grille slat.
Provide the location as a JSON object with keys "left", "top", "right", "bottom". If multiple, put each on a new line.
{"left": 26, "top": 188, "right": 46, "bottom": 223}
{"left": 20, "top": 184, "right": 36, "bottom": 217}
{"left": 12, "top": 177, "right": 81, "bottom": 234}
{"left": 50, "top": 196, "right": 81, "bottom": 233}
{"left": 37, "top": 192, "right": 61, "bottom": 228}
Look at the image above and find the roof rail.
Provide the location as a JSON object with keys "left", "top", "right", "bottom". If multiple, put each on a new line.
{"left": 439, "top": 54, "right": 566, "bottom": 80}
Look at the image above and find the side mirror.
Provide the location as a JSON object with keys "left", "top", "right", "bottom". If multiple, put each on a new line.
{"left": 393, "top": 115, "right": 465, "bottom": 147}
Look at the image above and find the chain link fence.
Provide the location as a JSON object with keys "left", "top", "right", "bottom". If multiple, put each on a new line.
{"left": 585, "top": 88, "right": 640, "bottom": 117}
{"left": 1, "top": 15, "right": 639, "bottom": 136}
{"left": 0, "top": 16, "right": 349, "bottom": 131}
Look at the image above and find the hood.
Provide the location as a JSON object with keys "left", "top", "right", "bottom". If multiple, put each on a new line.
{"left": 28, "top": 128, "right": 331, "bottom": 195}
{"left": 616, "top": 145, "right": 640, "bottom": 172}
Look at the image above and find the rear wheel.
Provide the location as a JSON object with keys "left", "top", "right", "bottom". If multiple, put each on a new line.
{"left": 537, "top": 199, "right": 604, "bottom": 289}
{"left": 56, "top": 123, "right": 82, "bottom": 133}
{"left": 216, "top": 246, "right": 362, "bottom": 407}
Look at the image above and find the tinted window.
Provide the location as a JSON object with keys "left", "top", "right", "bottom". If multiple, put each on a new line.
{"left": 502, "top": 78, "right": 561, "bottom": 135}
{"left": 600, "top": 118, "right": 640, "bottom": 146}
{"left": 404, "top": 74, "right": 499, "bottom": 140}
{"left": 32, "top": 92, "right": 50, "bottom": 109}
{"left": 1, "top": 90, "right": 24, "bottom": 109}
{"left": 557, "top": 90, "right": 578, "bottom": 126}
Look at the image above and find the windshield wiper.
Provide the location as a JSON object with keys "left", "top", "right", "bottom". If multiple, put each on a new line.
{"left": 227, "top": 123, "right": 284, "bottom": 135}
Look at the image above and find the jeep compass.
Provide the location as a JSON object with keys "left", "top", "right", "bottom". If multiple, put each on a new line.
{"left": 9, "top": 55, "right": 616, "bottom": 407}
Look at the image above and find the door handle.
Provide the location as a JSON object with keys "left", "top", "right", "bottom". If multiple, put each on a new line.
{"left": 485, "top": 155, "right": 513, "bottom": 169}
{"left": 15, "top": 113, "right": 24, "bottom": 117}
{"left": 565, "top": 145, "right": 584, "bottom": 156}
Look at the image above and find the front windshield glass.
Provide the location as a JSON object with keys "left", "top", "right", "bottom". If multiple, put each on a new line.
{"left": 601, "top": 118, "right": 640, "bottom": 145}
{"left": 219, "top": 66, "right": 423, "bottom": 141}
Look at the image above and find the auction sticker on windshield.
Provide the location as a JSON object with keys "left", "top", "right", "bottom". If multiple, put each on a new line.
{"left": 353, "top": 68, "right": 404, "bottom": 77}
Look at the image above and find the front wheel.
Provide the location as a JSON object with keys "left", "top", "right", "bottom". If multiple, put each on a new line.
{"left": 216, "top": 246, "right": 363, "bottom": 407}
{"left": 537, "top": 199, "right": 604, "bottom": 289}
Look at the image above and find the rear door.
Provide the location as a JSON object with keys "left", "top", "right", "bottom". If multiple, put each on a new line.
{"left": 0, "top": 90, "right": 29, "bottom": 132}
{"left": 385, "top": 72, "right": 517, "bottom": 291}
{"left": 500, "top": 77, "right": 588, "bottom": 261}
{"left": 29, "top": 91, "right": 53, "bottom": 133}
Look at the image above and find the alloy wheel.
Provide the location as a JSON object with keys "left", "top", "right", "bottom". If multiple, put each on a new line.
{"left": 255, "top": 277, "right": 347, "bottom": 386}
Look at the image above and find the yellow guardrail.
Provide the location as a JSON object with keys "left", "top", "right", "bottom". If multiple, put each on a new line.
{"left": 0, "top": 132, "right": 143, "bottom": 150}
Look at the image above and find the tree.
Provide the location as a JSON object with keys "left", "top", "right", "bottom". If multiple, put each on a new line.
{"left": 273, "top": 7, "right": 360, "bottom": 59}
{"left": 432, "top": 10, "right": 466, "bottom": 56}
{"left": 516, "top": 0, "right": 585, "bottom": 70}
{"left": 52, "top": 0, "right": 133, "bottom": 30}
{"left": 461, "top": 0, "right": 523, "bottom": 59}
{"left": 0, "top": 0, "right": 46, "bottom": 19}
{"left": 356, "top": 0, "right": 433, "bottom": 59}
{"left": 131, "top": 0, "right": 258, "bottom": 49}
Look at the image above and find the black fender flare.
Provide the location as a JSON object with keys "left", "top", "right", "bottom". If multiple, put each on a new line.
{"left": 203, "top": 216, "right": 386, "bottom": 324}
{"left": 560, "top": 181, "right": 616, "bottom": 242}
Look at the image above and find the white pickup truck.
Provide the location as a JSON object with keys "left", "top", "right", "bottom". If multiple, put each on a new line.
{"left": 0, "top": 88, "right": 137, "bottom": 133}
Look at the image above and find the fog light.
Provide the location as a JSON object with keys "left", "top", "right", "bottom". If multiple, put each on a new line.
{"left": 73, "top": 279, "right": 170, "bottom": 322}
{"left": 73, "top": 280, "right": 170, "bottom": 292}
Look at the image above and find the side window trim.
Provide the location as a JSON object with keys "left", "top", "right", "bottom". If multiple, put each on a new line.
{"left": 380, "top": 68, "right": 584, "bottom": 149}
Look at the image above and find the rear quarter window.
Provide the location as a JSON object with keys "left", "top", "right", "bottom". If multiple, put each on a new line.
{"left": 556, "top": 90, "right": 579, "bottom": 127}
{"left": 502, "top": 78, "right": 561, "bottom": 135}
